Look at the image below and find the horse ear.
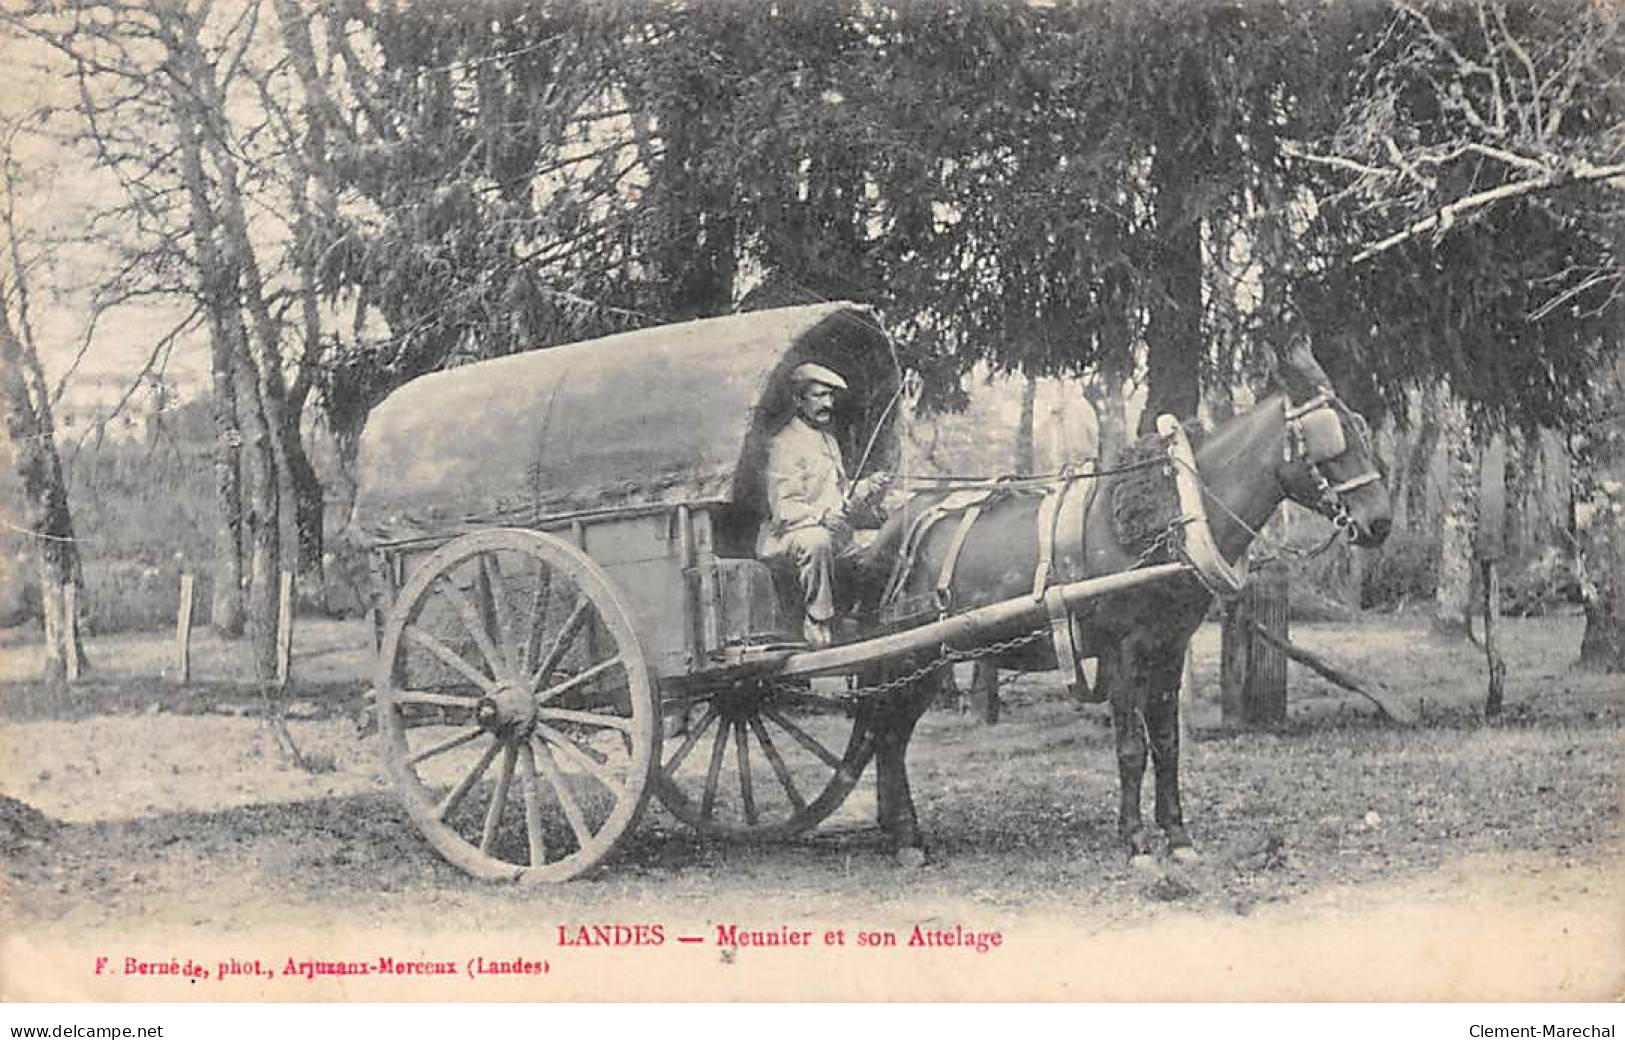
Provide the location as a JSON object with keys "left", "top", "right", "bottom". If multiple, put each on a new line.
{"left": 1274, "top": 333, "right": 1331, "bottom": 400}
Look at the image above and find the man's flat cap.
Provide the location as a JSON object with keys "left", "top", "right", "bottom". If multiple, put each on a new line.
{"left": 791, "top": 362, "right": 849, "bottom": 391}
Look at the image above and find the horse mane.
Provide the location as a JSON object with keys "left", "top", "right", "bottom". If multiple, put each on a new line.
{"left": 1107, "top": 421, "right": 1207, "bottom": 561}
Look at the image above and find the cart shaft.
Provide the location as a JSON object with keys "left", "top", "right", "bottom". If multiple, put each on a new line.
{"left": 776, "top": 561, "right": 1191, "bottom": 678}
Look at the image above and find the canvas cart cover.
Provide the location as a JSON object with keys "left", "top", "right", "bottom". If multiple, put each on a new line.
{"left": 352, "top": 303, "right": 896, "bottom": 545}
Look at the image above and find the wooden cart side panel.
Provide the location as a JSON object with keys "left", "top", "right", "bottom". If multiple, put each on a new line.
{"left": 573, "top": 511, "right": 694, "bottom": 678}
{"left": 367, "top": 506, "right": 792, "bottom": 681}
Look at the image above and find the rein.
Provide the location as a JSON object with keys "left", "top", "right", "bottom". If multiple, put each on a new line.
{"left": 889, "top": 455, "right": 1167, "bottom": 490}
{"left": 1171, "top": 452, "right": 1348, "bottom": 565}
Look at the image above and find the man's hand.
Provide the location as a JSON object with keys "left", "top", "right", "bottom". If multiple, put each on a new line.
{"left": 851, "top": 470, "right": 893, "bottom": 504}
{"left": 821, "top": 507, "right": 853, "bottom": 542}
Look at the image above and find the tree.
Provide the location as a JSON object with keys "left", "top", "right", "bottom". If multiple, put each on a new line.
{"left": 0, "top": 259, "right": 88, "bottom": 683}
{"left": 11, "top": 0, "right": 330, "bottom": 676}
{"left": 1575, "top": 352, "right": 1625, "bottom": 672}
{"left": 1293, "top": 0, "right": 1623, "bottom": 657}
{"left": 1432, "top": 386, "right": 1478, "bottom": 636}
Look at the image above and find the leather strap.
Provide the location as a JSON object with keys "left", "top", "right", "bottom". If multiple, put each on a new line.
{"left": 1050, "top": 473, "right": 1096, "bottom": 586}
{"left": 881, "top": 488, "right": 999, "bottom": 608}
{"left": 935, "top": 503, "right": 985, "bottom": 613}
{"left": 1042, "top": 586, "right": 1088, "bottom": 697}
{"left": 1030, "top": 482, "right": 1063, "bottom": 600}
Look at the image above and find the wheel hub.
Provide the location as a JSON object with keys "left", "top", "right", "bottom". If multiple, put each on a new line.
{"left": 711, "top": 681, "right": 769, "bottom": 721}
{"left": 476, "top": 681, "right": 537, "bottom": 737}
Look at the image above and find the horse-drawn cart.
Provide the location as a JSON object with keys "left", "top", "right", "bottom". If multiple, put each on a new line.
{"left": 353, "top": 302, "right": 1387, "bottom": 881}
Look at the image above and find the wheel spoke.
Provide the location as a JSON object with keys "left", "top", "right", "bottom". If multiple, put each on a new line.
{"left": 536, "top": 655, "right": 624, "bottom": 706}
{"left": 520, "top": 560, "right": 553, "bottom": 676}
{"left": 436, "top": 737, "right": 501, "bottom": 822}
{"left": 518, "top": 743, "right": 547, "bottom": 867}
{"left": 532, "top": 738, "right": 593, "bottom": 851}
{"left": 528, "top": 599, "right": 593, "bottom": 695}
{"left": 480, "top": 742, "right": 518, "bottom": 853}
{"left": 393, "top": 688, "right": 481, "bottom": 710}
{"left": 700, "top": 718, "right": 730, "bottom": 820}
{"left": 406, "top": 725, "right": 485, "bottom": 766}
{"left": 534, "top": 705, "right": 636, "bottom": 732}
{"left": 734, "top": 717, "right": 757, "bottom": 826}
{"left": 438, "top": 576, "right": 509, "bottom": 682}
{"left": 662, "top": 704, "right": 719, "bottom": 774}
{"left": 535, "top": 722, "right": 626, "bottom": 801}
{"left": 405, "top": 625, "right": 499, "bottom": 695}
{"left": 761, "top": 706, "right": 842, "bottom": 769}
{"left": 748, "top": 713, "right": 806, "bottom": 812}
{"left": 476, "top": 553, "right": 518, "bottom": 677}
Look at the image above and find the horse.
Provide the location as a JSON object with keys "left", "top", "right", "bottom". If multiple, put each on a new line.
{"left": 853, "top": 340, "right": 1393, "bottom": 870}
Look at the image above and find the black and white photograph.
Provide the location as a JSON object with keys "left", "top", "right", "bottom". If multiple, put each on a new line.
{"left": 0, "top": 0, "right": 1621, "bottom": 1013}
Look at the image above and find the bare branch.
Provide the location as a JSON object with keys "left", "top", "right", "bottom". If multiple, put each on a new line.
{"left": 69, "top": 301, "right": 202, "bottom": 452}
{"left": 1351, "top": 161, "right": 1625, "bottom": 265}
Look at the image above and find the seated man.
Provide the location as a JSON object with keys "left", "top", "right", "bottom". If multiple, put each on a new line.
{"left": 756, "top": 362, "right": 890, "bottom": 647}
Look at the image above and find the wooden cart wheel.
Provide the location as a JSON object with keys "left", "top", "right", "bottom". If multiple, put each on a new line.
{"left": 654, "top": 680, "right": 875, "bottom": 841}
{"left": 375, "top": 529, "right": 659, "bottom": 882}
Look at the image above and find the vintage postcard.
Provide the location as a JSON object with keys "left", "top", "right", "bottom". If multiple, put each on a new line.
{"left": 2, "top": 0, "right": 1621, "bottom": 1008}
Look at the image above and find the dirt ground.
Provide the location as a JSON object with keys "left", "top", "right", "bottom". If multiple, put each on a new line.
{"left": 0, "top": 612, "right": 1620, "bottom": 1001}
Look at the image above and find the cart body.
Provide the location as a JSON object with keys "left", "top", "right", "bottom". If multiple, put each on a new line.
{"left": 354, "top": 302, "right": 900, "bottom": 683}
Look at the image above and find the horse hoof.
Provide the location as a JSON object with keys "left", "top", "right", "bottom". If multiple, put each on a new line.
{"left": 1129, "top": 853, "right": 1162, "bottom": 877}
{"left": 894, "top": 846, "right": 928, "bottom": 869}
{"left": 1170, "top": 845, "right": 1202, "bottom": 865}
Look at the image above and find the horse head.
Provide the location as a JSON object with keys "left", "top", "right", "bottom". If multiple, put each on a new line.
{"left": 1271, "top": 338, "right": 1393, "bottom": 548}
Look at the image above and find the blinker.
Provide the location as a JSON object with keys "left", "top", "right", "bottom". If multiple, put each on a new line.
{"left": 1297, "top": 407, "right": 1346, "bottom": 464}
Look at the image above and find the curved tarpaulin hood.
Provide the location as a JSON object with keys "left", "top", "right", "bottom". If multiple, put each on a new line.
{"left": 352, "top": 303, "right": 896, "bottom": 545}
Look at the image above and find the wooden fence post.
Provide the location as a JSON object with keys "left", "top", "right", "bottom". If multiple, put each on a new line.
{"left": 275, "top": 569, "right": 293, "bottom": 688}
{"left": 1219, "top": 598, "right": 1250, "bottom": 724}
{"left": 173, "top": 573, "right": 195, "bottom": 684}
{"left": 972, "top": 660, "right": 1000, "bottom": 724}
{"left": 1220, "top": 560, "right": 1289, "bottom": 726}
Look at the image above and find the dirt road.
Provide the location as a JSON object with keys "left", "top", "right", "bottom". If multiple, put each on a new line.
{"left": 1, "top": 614, "right": 1620, "bottom": 1000}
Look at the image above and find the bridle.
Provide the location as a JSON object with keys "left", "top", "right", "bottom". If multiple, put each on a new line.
{"left": 1282, "top": 390, "right": 1384, "bottom": 537}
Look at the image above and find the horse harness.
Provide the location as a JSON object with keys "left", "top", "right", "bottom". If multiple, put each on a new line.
{"left": 878, "top": 470, "right": 1102, "bottom": 697}
{"left": 875, "top": 415, "right": 1266, "bottom": 699}
{"left": 1282, "top": 390, "right": 1383, "bottom": 536}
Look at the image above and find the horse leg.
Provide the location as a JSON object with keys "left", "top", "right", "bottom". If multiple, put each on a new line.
{"left": 872, "top": 679, "right": 933, "bottom": 867}
{"left": 1146, "top": 646, "right": 1199, "bottom": 863}
{"left": 1104, "top": 646, "right": 1156, "bottom": 871}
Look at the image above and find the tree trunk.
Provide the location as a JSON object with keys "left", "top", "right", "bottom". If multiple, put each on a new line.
{"left": 1015, "top": 373, "right": 1036, "bottom": 473}
{"left": 1483, "top": 559, "right": 1507, "bottom": 715}
{"left": 1503, "top": 427, "right": 1529, "bottom": 564}
{"left": 1085, "top": 371, "right": 1128, "bottom": 466}
{"left": 1402, "top": 388, "right": 1441, "bottom": 531}
{"left": 173, "top": 84, "right": 246, "bottom": 638}
{"left": 208, "top": 322, "right": 246, "bottom": 637}
{"left": 0, "top": 291, "right": 88, "bottom": 684}
{"left": 1433, "top": 387, "right": 1477, "bottom": 639}
{"left": 163, "top": 10, "right": 287, "bottom": 675}
{"left": 281, "top": 403, "right": 324, "bottom": 582}
{"left": 1140, "top": 137, "right": 1203, "bottom": 435}
{"left": 1577, "top": 355, "right": 1625, "bottom": 672}
{"left": 236, "top": 348, "right": 282, "bottom": 683}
